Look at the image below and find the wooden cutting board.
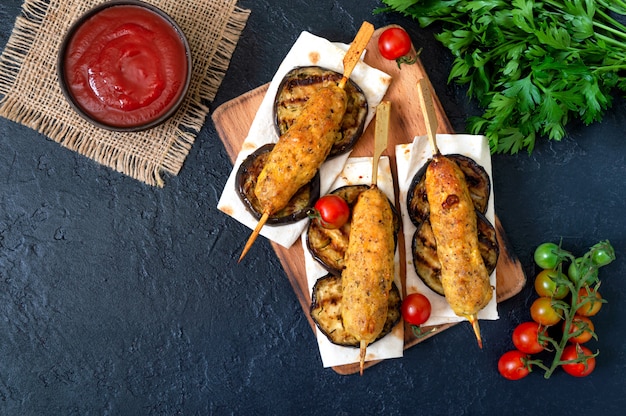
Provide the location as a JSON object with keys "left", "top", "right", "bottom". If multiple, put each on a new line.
{"left": 212, "top": 25, "right": 526, "bottom": 375}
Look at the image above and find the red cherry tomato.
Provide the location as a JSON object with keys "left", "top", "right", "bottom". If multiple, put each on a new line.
{"left": 576, "top": 287, "right": 603, "bottom": 317}
{"left": 565, "top": 315, "right": 595, "bottom": 344}
{"left": 378, "top": 27, "right": 416, "bottom": 68}
{"left": 530, "top": 297, "right": 562, "bottom": 326}
{"left": 401, "top": 293, "right": 431, "bottom": 326}
{"left": 512, "top": 322, "right": 547, "bottom": 354}
{"left": 561, "top": 344, "right": 596, "bottom": 377}
{"left": 498, "top": 350, "right": 531, "bottom": 380}
{"left": 312, "top": 195, "right": 350, "bottom": 229}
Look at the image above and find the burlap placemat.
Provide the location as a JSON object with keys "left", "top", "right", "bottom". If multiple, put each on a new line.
{"left": 0, "top": 0, "right": 250, "bottom": 186}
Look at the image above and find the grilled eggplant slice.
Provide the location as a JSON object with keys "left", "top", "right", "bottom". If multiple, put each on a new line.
{"left": 306, "top": 185, "right": 401, "bottom": 275}
{"left": 236, "top": 143, "right": 320, "bottom": 224}
{"left": 407, "top": 154, "right": 491, "bottom": 227}
{"left": 411, "top": 210, "right": 499, "bottom": 296}
{"left": 274, "top": 66, "right": 368, "bottom": 158}
{"left": 310, "top": 274, "right": 402, "bottom": 347}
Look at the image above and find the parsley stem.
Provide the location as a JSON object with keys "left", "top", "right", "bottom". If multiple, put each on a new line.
{"left": 593, "top": 12, "right": 626, "bottom": 41}
{"left": 594, "top": 33, "right": 626, "bottom": 50}
{"left": 599, "top": 0, "right": 626, "bottom": 12}
{"left": 592, "top": 63, "right": 626, "bottom": 73}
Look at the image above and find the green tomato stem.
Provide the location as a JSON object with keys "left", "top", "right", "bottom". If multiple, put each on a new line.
{"left": 411, "top": 325, "right": 437, "bottom": 339}
{"left": 543, "top": 287, "right": 578, "bottom": 378}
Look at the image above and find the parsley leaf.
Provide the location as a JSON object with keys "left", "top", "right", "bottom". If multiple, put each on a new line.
{"left": 376, "top": 0, "right": 626, "bottom": 154}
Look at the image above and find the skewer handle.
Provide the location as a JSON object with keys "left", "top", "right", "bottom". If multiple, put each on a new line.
{"left": 372, "top": 101, "right": 391, "bottom": 186}
{"left": 338, "top": 21, "right": 375, "bottom": 89}
{"left": 417, "top": 79, "right": 440, "bottom": 156}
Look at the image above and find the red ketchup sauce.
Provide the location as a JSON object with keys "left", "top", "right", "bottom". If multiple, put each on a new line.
{"left": 63, "top": 4, "right": 189, "bottom": 129}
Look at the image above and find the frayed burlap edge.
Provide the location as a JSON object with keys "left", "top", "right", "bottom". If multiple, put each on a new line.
{"left": 158, "top": 4, "right": 252, "bottom": 185}
{"left": 0, "top": 1, "right": 251, "bottom": 187}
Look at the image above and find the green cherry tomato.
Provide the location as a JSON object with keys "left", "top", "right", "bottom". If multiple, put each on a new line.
{"left": 534, "top": 242, "right": 560, "bottom": 269}
{"left": 567, "top": 257, "right": 598, "bottom": 286}
{"left": 534, "top": 269, "right": 569, "bottom": 299}
{"left": 592, "top": 248, "right": 614, "bottom": 267}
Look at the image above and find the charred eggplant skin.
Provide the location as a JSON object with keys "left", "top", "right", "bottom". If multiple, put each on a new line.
{"left": 236, "top": 143, "right": 320, "bottom": 225}
{"left": 274, "top": 66, "right": 368, "bottom": 158}
{"left": 407, "top": 154, "right": 491, "bottom": 227}
{"left": 306, "top": 185, "right": 401, "bottom": 275}
{"left": 310, "top": 274, "right": 401, "bottom": 347}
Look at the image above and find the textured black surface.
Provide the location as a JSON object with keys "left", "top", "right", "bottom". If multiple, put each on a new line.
{"left": 1, "top": 0, "right": 625, "bottom": 414}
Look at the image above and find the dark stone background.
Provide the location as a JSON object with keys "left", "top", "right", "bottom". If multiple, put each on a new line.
{"left": 1, "top": 0, "right": 625, "bottom": 414}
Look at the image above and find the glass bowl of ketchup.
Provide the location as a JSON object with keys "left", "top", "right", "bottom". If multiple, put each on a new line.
{"left": 57, "top": 0, "right": 192, "bottom": 132}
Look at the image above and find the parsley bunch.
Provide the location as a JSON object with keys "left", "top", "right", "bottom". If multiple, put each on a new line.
{"left": 376, "top": 0, "right": 626, "bottom": 154}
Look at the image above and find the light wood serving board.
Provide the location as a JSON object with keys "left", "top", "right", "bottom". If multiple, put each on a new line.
{"left": 212, "top": 25, "right": 526, "bottom": 375}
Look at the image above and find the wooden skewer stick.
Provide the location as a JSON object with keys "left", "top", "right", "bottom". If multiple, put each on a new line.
{"left": 238, "top": 22, "right": 374, "bottom": 263}
{"left": 468, "top": 314, "right": 483, "bottom": 349}
{"left": 338, "top": 21, "right": 374, "bottom": 90}
{"left": 416, "top": 78, "right": 439, "bottom": 156}
{"left": 359, "top": 340, "right": 367, "bottom": 376}
{"left": 372, "top": 101, "right": 391, "bottom": 186}
{"left": 238, "top": 211, "right": 269, "bottom": 262}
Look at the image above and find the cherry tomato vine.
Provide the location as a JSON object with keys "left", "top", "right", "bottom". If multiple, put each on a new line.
{"left": 499, "top": 240, "right": 615, "bottom": 380}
